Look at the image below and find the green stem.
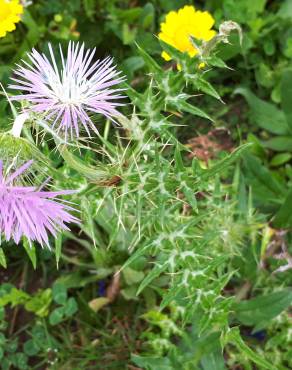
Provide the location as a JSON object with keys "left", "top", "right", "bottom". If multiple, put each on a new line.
{"left": 58, "top": 144, "right": 112, "bottom": 182}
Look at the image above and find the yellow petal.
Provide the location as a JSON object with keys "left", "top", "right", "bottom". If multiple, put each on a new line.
{"left": 0, "top": 0, "right": 23, "bottom": 38}
{"left": 161, "top": 51, "right": 171, "bottom": 61}
{"left": 158, "top": 4, "right": 216, "bottom": 63}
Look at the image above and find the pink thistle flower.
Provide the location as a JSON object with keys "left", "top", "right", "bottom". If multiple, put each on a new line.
{"left": 0, "top": 160, "right": 78, "bottom": 248}
{"left": 9, "top": 42, "right": 125, "bottom": 141}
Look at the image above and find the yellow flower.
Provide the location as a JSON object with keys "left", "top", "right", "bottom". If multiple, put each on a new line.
{"left": 0, "top": 0, "right": 23, "bottom": 38}
{"left": 158, "top": 5, "right": 216, "bottom": 62}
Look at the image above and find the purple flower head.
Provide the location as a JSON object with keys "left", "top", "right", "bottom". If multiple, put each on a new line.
{"left": 0, "top": 160, "right": 78, "bottom": 248}
{"left": 10, "top": 42, "right": 125, "bottom": 141}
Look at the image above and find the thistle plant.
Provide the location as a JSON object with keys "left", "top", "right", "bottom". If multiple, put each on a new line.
{"left": 0, "top": 7, "right": 274, "bottom": 369}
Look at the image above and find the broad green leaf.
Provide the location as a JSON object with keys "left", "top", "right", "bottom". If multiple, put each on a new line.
{"left": 24, "top": 289, "right": 52, "bottom": 317}
{"left": 122, "top": 56, "right": 145, "bottom": 78}
{"left": 52, "top": 283, "right": 67, "bottom": 305}
{"left": 246, "top": 132, "right": 266, "bottom": 158}
{"left": 0, "top": 288, "right": 29, "bottom": 307}
{"left": 140, "top": 3, "right": 155, "bottom": 29}
{"left": 132, "top": 354, "right": 173, "bottom": 370}
{"left": 116, "top": 7, "right": 142, "bottom": 22}
{"left": 122, "top": 23, "right": 137, "bottom": 45}
{"left": 49, "top": 307, "right": 65, "bottom": 326}
{"left": 249, "top": 0, "right": 267, "bottom": 14}
{"left": 122, "top": 267, "right": 145, "bottom": 285}
{"left": 270, "top": 152, "right": 292, "bottom": 166}
{"left": 201, "top": 350, "right": 227, "bottom": 370}
{"left": 121, "top": 286, "right": 140, "bottom": 301}
{"left": 235, "top": 87, "right": 289, "bottom": 135}
{"left": 6, "top": 337, "right": 17, "bottom": 353}
{"left": 121, "top": 285, "right": 138, "bottom": 301}
{"left": 217, "top": 33, "right": 250, "bottom": 60}
{"left": 158, "top": 0, "right": 186, "bottom": 12}
{"left": 243, "top": 153, "right": 286, "bottom": 197}
{"left": 233, "top": 289, "right": 292, "bottom": 331}
{"left": 261, "top": 136, "right": 292, "bottom": 151}
{"left": 12, "top": 353, "right": 28, "bottom": 369}
{"left": 273, "top": 187, "right": 292, "bottom": 227}
{"left": 278, "top": 0, "right": 292, "bottom": 18}
{"left": 23, "top": 339, "right": 40, "bottom": 357}
{"left": 281, "top": 69, "right": 292, "bottom": 132}
{"left": 64, "top": 297, "right": 78, "bottom": 317}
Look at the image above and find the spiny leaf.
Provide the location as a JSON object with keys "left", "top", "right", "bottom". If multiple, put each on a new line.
{"left": 55, "top": 234, "right": 62, "bottom": 269}
{"left": 136, "top": 43, "right": 162, "bottom": 73}
{"left": 193, "top": 76, "right": 223, "bottom": 101}
{"left": 168, "top": 98, "right": 213, "bottom": 121}
{"left": 137, "top": 262, "right": 168, "bottom": 295}
{"left": 0, "top": 248, "right": 6, "bottom": 268}
{"left": 235, "top": 87, "right": 289, "bottom": 135}
{"left": 23, "top": 238, "right": 37, "bottom": 270}
{"left": 201, "top": 144, "right": 252, "bottom": 180}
